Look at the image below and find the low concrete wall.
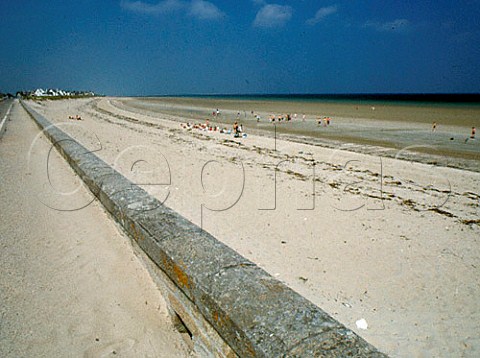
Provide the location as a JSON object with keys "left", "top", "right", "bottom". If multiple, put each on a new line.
{"left": 21, "top": 101, "right": 388, "bottom": 357}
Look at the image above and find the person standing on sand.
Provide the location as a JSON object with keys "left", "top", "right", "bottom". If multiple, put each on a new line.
{"left": 432, "top": 122, "right": 437, "bottom": 132}
{"left": 465, "top": 127, "right": 476, "bottom": 143}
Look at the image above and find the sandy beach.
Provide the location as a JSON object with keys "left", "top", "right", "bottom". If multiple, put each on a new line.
{"left": 0, "top": 101, "right": 194, "bottom": 357}
{"left": 27, "top": 97, "right": 480, "bottom": 357}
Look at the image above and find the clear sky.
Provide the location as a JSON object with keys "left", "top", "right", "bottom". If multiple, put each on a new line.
{"left": 1, "top": 0, "right": 479, "bottom": 96}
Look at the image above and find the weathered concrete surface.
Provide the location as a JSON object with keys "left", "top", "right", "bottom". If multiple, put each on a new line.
{"left": 21, "top": 100, "right": 389, "bottom": 357}
{"left": 0, "top": 98, "right": 14, "bottom": 139}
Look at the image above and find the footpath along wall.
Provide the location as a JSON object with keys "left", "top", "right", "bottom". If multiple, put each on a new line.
{"left": 0, "top": 98, "right": 14, "bottom": 139}
{"left": 21, "top": 101, "right": 388, "bottom": 357}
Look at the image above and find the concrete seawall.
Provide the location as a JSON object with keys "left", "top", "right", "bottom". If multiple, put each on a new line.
{"left": 21, "top": 100, "right": 388, "bottom": 357}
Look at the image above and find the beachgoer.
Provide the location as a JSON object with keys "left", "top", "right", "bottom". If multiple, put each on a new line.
{"left": 471, "top": 127, "right": 476, "bottom": 139}
{"left": 302, "top": 114, "right": 306, "bottom": 122}
{"left": 432, "top": 122, "right": 437, "bottom": 132}
{"left": 233, "top": 121, "right": 240, "bottom": 137}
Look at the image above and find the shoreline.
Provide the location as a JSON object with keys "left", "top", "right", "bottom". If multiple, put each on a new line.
{"left": 128, "top": 95, "right": 480, "bottom": 124}
{"left": 113, "top": 97, "right": 480, "bottom": 173}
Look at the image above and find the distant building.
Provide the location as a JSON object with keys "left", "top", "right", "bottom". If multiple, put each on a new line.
{"left": 34, "top": 88, "right": 46, "bottom": 96}
{"left": 23, "top": 88, "right": 99, "bottom": 98}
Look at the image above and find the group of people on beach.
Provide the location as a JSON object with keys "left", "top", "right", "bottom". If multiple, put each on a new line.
{"left": 267, "top": 113, "right": 306, "bottom": 123}
{"left": 432, "top": 121, "right": 476, "bottom": 141}
{"left": 181, "top": 119, "right": 247, "bottom": 138}
{"left": 181, "top": 121, "right": 219, "bottom": 131}
{"left": 268, "top": 114, "right": 294, "bottom": 122}
{"left": 68, "top": 115, "right": 82, "bottom": 120}
{"left": 228, "top": 108, "right": 337, "bottom": 127}
{"left": 231, "top": 110, "right": 304, "bottom": 123}
{"left": 317, "top": 117, "right": 332, "bottom": 126}
{"left": 265, "top": 113, "right": 333, "bottom": 126}
{"left": 233, "top": 121, "right": 246, "bottom": 137}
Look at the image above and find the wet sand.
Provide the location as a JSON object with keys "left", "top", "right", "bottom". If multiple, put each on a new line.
{"left": 128, "top": 96, "right": 480, "bottom": 125}
{"left": 116, "top": 97, "right": 480, "bottom": 171}
{"left": 28, "top": 97, "right": 480, "bottom": 357}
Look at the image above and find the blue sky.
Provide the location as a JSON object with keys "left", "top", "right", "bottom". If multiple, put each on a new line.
{"left": 0, "top": 0, "right": 479, "bottom": 95}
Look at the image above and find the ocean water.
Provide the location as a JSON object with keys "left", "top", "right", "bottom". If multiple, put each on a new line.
{"left": 182, "top": 93, "right": 480, "bottom": 105}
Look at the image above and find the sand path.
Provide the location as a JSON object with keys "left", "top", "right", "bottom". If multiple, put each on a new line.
{"left": 0, "top": 101, "right": 193, "bottom": 357}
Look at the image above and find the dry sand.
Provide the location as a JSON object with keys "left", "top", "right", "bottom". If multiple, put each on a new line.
{"left": 28, "top": 97, "right": 480, "bottom": 357}
{"left": 0, "top": 101, "right": 194, "bottom": 357}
